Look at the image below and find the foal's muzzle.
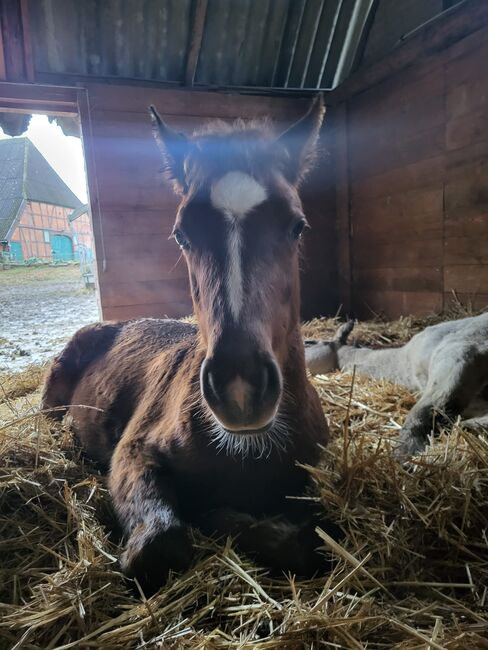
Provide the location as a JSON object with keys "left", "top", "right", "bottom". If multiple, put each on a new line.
{"left": 201, "top": 348, "right": 282, "bottom": 432}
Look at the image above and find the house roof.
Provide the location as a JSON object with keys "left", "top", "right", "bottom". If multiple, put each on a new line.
{"left": 0, "top": 138, "right": 82, "bottom": 241}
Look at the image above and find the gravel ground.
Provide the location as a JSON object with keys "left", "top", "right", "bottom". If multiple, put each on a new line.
{"left": 0, "top": 266, "right": 99, "bottom": 372}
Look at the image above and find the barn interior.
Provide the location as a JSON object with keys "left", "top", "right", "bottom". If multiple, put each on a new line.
{"left": 0, "top": 1, "right": 487, "bottom": 648}
{"left": 1, "top": 0, "right": 486, "bottom": 322}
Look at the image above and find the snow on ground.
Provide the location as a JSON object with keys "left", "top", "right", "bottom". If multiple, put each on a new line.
{"left": 0, "top": 266, "right": 99, "bottom": 372}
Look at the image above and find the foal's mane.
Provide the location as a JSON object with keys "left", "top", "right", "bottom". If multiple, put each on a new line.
{"left": 183, "top": 118, "right": 289, "bottom": 188}
{"left": 191, "top": 117, "right": 276, "bottom": 139}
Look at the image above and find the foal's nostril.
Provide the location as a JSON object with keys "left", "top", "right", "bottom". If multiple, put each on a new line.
{"left": 201, "top": 353, "right": 282, "bottom": 430}
{"left": 207, "top": 369, "right": 219, "bottom": 400}
{"left": 262, "top": 359, "right": 281, "bottom": 404}
{"left": 201, "top": 362, "right": 220, "bottom": 405}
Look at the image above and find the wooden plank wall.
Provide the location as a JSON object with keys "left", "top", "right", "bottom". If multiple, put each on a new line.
{"left": 342, "top": 24, "right": 488, "bottom": 319}
{"left": 80, "top": 84, "right": 338, "bottom": 321}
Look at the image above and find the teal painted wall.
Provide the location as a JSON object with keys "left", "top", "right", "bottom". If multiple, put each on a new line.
{"left": 10, "top": 241, "right": 23, "bottom": 261}
{"left": 51, "top": 234, "right": 74, "bottom": 261}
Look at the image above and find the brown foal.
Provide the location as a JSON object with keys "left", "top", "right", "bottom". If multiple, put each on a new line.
{"left": 42, "top": 95, "right": 331, "bottom": 594}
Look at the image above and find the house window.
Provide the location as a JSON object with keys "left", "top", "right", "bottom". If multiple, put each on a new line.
{"left": 43, "top": 230, "right": 50, "bottom": 243}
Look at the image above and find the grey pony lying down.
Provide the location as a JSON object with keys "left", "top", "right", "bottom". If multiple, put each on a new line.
{"left": 305, "top": 313, "right": 488, "bottom": 456}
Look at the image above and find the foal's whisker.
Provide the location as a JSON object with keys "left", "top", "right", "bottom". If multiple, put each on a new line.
{"left": 206, "top": 410, "right": 291, "bottom": 460}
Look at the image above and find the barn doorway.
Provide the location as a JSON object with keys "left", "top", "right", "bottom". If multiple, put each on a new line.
{"left": 0, "top": 110, "right": 99, "bottom": 375}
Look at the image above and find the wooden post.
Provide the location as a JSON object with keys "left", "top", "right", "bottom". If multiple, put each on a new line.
{"left": 335, "top": 102, "right": 352, "bottom": 315}
{"left": 184, "top": 0, "right": 208, "bottom": 86}
{"left": 0, "top": 0, "right": 27, "bottom": 80}
{"left": 20, "top": 0, "right": 34, "bottom": 81}
{"left": 0, "top": 22, "right": 6, "bottom": 80}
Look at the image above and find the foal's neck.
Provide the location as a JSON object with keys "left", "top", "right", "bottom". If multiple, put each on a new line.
{"left": 337, "top": 345, "right": 405, "bottom": 383}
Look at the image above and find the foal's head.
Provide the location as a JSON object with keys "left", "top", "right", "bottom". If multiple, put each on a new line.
{"left": 305, "top": 321, "right": 355, "bottom": 375}
{"left": 150, "top": 98, "right": 325, "bottom": 450}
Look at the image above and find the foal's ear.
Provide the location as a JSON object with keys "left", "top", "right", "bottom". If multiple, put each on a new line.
{"left": 149, "top": 105, "right": 189, "bottom": 194}
{"left": 276, "top": 94, "right": 325, "bottom": 186}
{"left": 333, "top": 320, "right": 355, "bottom": 346}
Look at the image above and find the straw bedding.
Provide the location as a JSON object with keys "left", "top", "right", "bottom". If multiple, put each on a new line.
{"left": 0, "top": 313, "right": 487, "bottom": 649}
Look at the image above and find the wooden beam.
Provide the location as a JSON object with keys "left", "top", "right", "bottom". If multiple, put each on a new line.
{"left": 0, "top": 81, "right": 78, "bottom": 113}
{"left": 330, "top": 0, "right": 488, "bottom": 103}
{"left": 0, "top": 103, "right": 74, "bottom": 116}
{"left": 76, "top": 87, "right": 103, "bottom": 317}
{"left": 0, "top": 19, "right": 6, "bottom": 80}
{"left": 83, "top": 81, "right": 309, "bottom": 119}
{"left": 0, "top": 0, "right": 26, "bottom": 80}
{"left": 184, "top": 0, "right": 208, "bottom": 86}
{"left": 19, "top": 0, "right": 34, "bottom": 81}
{"left": 335, "top": 103, "right": 352, "bottom": 315}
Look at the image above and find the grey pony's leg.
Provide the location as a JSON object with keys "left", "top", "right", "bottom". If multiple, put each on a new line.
{"left": 460, "top": 414, "right": 488, "bottom": 432}
{"left": 395, "top": 345, "right": 488, "bottom": 457}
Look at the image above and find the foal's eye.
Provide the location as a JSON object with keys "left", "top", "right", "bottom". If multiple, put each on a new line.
{"left": 173, "top": 228, "right": 190, "bottom": 250}
{"left": 290, "top": 219, "right": 308, "bottom": 240}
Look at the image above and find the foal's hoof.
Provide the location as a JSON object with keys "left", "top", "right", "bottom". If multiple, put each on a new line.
{"left": 245, "top": 518, "right": 336, "bottom": 578}
{"left": 393, "top": 434, "right": 426, "bottom": 460}
{"left": 121, "top": 525, "right": 194, "bottom": 595}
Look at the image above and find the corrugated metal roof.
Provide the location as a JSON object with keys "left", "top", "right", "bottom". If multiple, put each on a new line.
{"left": 27, "top": 0, "right": 376, "bottom": 90}
{"left": 29, "top": 0, "right": 193, "bottom": 82}
{"left": 0, "top": 138, "right": 82, "bottom": 240}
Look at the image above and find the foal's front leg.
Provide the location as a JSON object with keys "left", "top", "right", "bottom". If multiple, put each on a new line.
{"left": 110, "top": 439, "right": 194, "bottom": 594}
{"left": 395, "top": 345, "right": 487, "bottom": 458}
{"left": 197, "top": 505, "right": 336, "bottom": 577}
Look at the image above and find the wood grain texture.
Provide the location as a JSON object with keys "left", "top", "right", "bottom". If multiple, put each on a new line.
{"left": 81, "top": 83, "right": 337, "bottom": 320}
{"left": 353, "top": 290, "right": 443, "bottom": 320}
{"left": 85, "top": 83, "right": 309, "bottom": 119}
{"left": 103, "top": 302, "right": 193, "bottom": 321}
{"left": 342, "top": 17, "right": 488, "bottom": 319}
{"left": 335, "top": 104, "right": 352, "bottom": 315}
{"left": 354, "top": 267, "right": 442, "bottom": 293}
{"left": 99, "top": 277, "right": 190, "bottom": 308}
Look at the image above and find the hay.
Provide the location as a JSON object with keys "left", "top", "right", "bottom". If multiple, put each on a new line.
{"left": 0, "top": 365, "right": 46, "bottom": 403}
{"left": 0, "top": 315, "right": 487, "bottom": 649}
